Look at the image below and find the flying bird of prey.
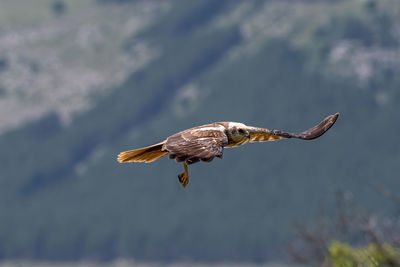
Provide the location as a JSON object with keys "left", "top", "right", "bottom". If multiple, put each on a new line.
{"left": 118, "top": 113, "right": 339, "bottom": 187}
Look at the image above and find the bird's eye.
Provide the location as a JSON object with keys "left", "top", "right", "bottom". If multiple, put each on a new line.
{"left": 239, "top": 129, "right": 245, "bottom": 134}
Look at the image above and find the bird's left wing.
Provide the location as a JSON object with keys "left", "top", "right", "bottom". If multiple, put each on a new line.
{"left": 247, "top": 113, "right": 339, "bottom": 142}
{"left": 164, "top": 124, "right": 228, "bottom": 162}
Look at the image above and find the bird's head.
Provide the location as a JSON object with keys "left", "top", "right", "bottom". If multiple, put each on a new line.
{"left": 225, "top": 122, "right": 250, "bottom": 146}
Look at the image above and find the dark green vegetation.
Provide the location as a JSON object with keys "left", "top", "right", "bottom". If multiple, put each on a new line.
{"left": 1, "top": 0, "right": 400, "bottom": 263}
{"left": 329, "top": 242, "right": 400, "bottom": 266}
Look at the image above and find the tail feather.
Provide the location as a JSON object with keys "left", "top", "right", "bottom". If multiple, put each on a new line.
{"left": 117, "top": 142, "right": 168, "bottom": 163}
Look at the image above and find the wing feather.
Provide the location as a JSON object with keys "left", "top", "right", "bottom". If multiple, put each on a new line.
{"left": 164, "top": 124, "right": 228, "bottom": 162}
{"left": 247, "top": 113, "right": 339, "bottom": 142}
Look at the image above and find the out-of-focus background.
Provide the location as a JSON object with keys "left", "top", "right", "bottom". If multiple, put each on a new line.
{"left": 1, "top": 0, "right": 400, "bottom": 266}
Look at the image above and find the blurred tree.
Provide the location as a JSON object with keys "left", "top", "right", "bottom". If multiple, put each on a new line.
{"left": 51, "top": 0, "right": 67, "bottom": 16}
{"left": 288, "top": 188, "right": 400, "bottom": 266}
{"left": 329, "top": 241, "right": 400, "bottom": 267}
{"left": 0, "top": 58, "right": 7, "bottom": 72}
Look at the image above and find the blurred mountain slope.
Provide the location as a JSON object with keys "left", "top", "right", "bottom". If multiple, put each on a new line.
{"left": 1, "top": 0, "right": 400, "bottom": 263}
{"left": 0, "top": 0, "right": 164, "bottom": 133}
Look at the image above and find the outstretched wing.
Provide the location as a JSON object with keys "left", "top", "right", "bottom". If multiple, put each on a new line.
{"left": 247, "top": 113, "right": 339, "bottom": 142}
{"left": 163, "top": 124, "right": 229, "bottom": 163}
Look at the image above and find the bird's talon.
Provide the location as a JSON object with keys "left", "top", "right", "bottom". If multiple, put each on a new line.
{"left": 178, "top": 172, "right": 188, "bottom": 188}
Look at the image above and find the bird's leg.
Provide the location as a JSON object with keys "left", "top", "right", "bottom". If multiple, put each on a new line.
{"left": 177, "top": 161, "right": 189, "bottom": 188}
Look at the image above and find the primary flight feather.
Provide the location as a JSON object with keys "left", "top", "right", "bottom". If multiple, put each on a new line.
{"left": 118, "top": 113, "right": 339, "bottom": 187}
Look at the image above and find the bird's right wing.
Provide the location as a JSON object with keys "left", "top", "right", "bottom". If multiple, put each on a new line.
{"left": 247, "top": 113, "right": 339, "bottom": 142}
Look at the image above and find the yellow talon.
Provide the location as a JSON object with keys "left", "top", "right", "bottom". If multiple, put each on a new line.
{"left": 178, "top": 162, "right": 189, "bottom": 187}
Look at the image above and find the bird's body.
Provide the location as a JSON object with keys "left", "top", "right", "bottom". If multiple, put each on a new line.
{"left": 118, "top": 113, "right": 339, "bottom": 187}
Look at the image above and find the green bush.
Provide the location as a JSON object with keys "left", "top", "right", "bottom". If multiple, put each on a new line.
{"left": 329, "top": 241, "right": 400, "bottom": 267}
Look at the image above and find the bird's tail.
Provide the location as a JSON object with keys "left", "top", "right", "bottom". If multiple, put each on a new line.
{"left": 117, "top": 141, "right": 168, "bottom": 163}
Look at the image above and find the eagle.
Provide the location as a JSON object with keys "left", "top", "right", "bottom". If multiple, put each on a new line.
{"left": 118, "top": 113, "right": 339, "bottom": 187}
